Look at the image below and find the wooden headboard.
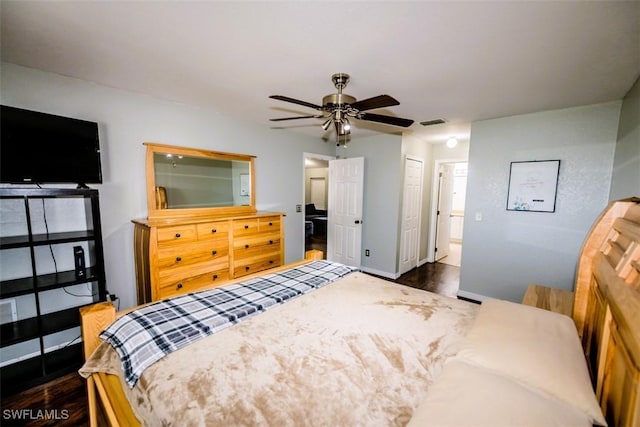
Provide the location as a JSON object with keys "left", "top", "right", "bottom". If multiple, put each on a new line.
{"left": 574, "top": 198, "right": 640, "bottom": 426}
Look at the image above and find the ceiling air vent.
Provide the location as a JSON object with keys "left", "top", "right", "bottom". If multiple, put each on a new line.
{"left": 419, "top": 119, "right": 446, "bottom": 126}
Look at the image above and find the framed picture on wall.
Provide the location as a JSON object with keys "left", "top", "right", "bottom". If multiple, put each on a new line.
{"left": 506, "top": 160, "right": 560, "bottom": 212}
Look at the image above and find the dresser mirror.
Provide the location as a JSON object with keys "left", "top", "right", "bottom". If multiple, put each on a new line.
{"left": 145, "top": 142, "right": 256, "bottom": 220}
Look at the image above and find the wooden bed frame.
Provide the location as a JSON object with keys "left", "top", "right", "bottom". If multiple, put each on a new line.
{"left": 522, "top": 198, "right": 640, "bottom": 426}
{"left": 80, "top": 201, "right": 640, "bottom": 426}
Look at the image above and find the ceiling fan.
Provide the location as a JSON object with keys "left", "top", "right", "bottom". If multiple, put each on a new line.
{"left": 269, "top": 73, "right": 414, "bottom": 139}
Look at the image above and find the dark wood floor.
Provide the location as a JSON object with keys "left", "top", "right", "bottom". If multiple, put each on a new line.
{"left": 0, "top": 260, "right": 461, "bottom": 426}
{"left": 393, "top": 261, "right": 461, "bottom": 298}
{"left": 1, "top": 371, "right": 88, "bottom": 426}
{"left": 305, "top": 235, "right": 461, "bottom": 296}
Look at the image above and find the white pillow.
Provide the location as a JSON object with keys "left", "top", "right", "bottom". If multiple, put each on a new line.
{"left": 408, "top": 359, "right": 593, "bottom": 427}
{"left": 456, "top": 299, "right": 606, "bottom": 426}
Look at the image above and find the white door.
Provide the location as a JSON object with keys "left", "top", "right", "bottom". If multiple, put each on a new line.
{"left": 435, "top": 164, "right": 455, "bottom": 261}
{"left": 327, "top": 157, "right": 364, "bottom": 267}
{"left": 399, "top": 157, "right": 424, "bottom": 274}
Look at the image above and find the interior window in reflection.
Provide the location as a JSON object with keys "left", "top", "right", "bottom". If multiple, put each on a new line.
{"left": 154, "top": 153, "right": 250, "bottom": 208}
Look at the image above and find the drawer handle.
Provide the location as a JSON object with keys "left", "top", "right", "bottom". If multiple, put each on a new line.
{"left": 244, "top": 225, "right": 249, "bottom": 229}
{"left": 175, "top": 233, "right": 181, "bottom": 238}
{"left": 212, "top": 250, "right": 217, "bottom": 255}
{"left": 245, "top": 266, "right": 250, "bottom": 271}
{"left": 212, "top": 274, "right": 218, "bottom": 280}
{"left": 269, "top": 222, "right": 273, "bottom": 226}
{"left": 245, "top": 244, "right": 249, "bottom": 249}
{"left": 176, "top": 283, "right": 183, "bottom": 290}
{"left": 269, "top": 260, "right": 274, "bottom": 264}
{"left": 211, "top": 229, "right": 217, "bottom": 233}
{"left": 176, "top": 257, "right": 182, "bottom": 262}
{"left": 269, "top": 240, "right": 273, "bottom": 244}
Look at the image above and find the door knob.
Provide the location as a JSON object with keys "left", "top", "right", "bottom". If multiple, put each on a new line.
{"left": 355, "top": 220, "right": 362, "bottom": 224}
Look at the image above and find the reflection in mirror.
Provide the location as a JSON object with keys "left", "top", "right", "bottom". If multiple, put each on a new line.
{"left": 144, "top": 142, "right": 256, "bottom": 220}
{"left": 153, "top": 153, "right": 251, "bottom": 209}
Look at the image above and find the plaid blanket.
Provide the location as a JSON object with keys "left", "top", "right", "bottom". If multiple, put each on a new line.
{"left": 100, "top": 260, "right": 358, "bottom": 387}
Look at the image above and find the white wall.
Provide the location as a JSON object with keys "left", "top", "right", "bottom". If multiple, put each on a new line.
{"left": 1, "top": 62, "right": 333, "bottom": 309}
{"left": 304, "top": 167, "right": 328, "bottom": 210}
{"left": 610, "top": 76, "right": 640, "bottom": 200}
{"left": 459, "top": 102, "right": 621, "bottom": 302}
{"left": 432, "top": 139, "right": 470, "bottom": 161}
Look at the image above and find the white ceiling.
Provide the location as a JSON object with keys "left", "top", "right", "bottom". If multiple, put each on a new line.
{"left": 1, "top": 1, "right": 638, "bottom": 144}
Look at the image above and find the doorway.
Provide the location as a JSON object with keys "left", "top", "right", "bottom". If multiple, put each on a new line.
{"left": 303, "top": 153, "right": 333, "bottom": 258}
{"left": 429, "top": 160, "right": 468, "bottom": 267}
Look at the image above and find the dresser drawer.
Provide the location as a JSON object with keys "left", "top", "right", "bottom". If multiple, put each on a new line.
{"left": 232, "top": 219, "right": 260, "bottom": 237}
{"left": 157, "top": 239, "right": 229, "bottom": 269}
{"left": 259, "top": 216, "right": 281, "bottom": 232}
{"left": 157, "top": 225, "right": 197, "bottom": 244}
{"left": 234, "top": 244, "right": 280, "bottom": 262}
{"left": 233, "top": 253, "right": 281, "bottom": 278}
{"left": 233, "top": 233, "right": 280, "bottom": 253}
{"left": 158, "top": 257, "right": 228, "bottom": 287}
{"left": 196, "top": 221, "right": 230, "bottom": 240}
{"left": 159, "top": 268, "right": 230, "bottom": 299}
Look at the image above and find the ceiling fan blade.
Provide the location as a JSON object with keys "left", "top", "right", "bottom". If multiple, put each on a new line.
{"left": 358, "top": 112, "right": 414, "bottom": 127}
{"left": 269, "top": 95, "right": 323, "bottom": 110}
{"left": 269, "top": 115, "right": 323, "bottom": 122}
{"left": 350, "top": 94, "right": 399, "bottom": 112}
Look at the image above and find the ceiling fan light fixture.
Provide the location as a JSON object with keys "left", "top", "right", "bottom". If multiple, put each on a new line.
{"left": 336, "top": 119, "right": 351, "bottom": 136}
{"left": 446, "top": 137, "right": 458, "bottom": 148}
{"left": 269, "top": 73, "right": 414, "bottom": 137}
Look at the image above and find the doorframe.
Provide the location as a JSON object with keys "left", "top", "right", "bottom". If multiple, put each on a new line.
{"left": 427, "top": 157, "right": 467, "bottom": 262}
{"left": 302, "top": 152, "right": 335, "bottom": 259}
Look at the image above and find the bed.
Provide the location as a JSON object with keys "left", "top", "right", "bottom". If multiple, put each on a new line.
{"left": 79, "top": 198, "right": 640, "bottom": 427}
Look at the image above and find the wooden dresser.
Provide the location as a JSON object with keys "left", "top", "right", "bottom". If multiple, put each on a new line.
{"left": 133, "top": 212, "right": 284, "bottom": 303}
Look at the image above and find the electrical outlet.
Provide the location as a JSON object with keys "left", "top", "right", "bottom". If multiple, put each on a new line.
{"left": 365, "top": 249, "right": 370, "bottom": 256}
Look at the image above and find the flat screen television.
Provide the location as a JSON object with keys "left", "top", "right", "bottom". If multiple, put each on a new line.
{"left": 1, "top": 105, "right": 102, "bottom": 187}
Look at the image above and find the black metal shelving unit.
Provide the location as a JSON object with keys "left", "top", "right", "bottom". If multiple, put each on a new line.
{"left": 0, "top": 188, "right": 107, "bottom": 395}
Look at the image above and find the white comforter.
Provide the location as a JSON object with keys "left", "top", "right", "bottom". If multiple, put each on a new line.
{"left": 81, "top": 272, "right": 478, "bottom": 427}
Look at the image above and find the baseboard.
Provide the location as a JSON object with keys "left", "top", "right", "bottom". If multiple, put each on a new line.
{"left": 360, "top": 266, "right": 400, "bottom": 280}
{"left": 418, "top": 257, "right": 430, "bottom": 267}
{"left": 456, "top": 289, "right": 492, "bottom": 304}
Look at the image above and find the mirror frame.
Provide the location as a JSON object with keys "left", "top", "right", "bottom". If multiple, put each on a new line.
{"left": 144, "top": 142, "right": 256, "bottom": 221}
